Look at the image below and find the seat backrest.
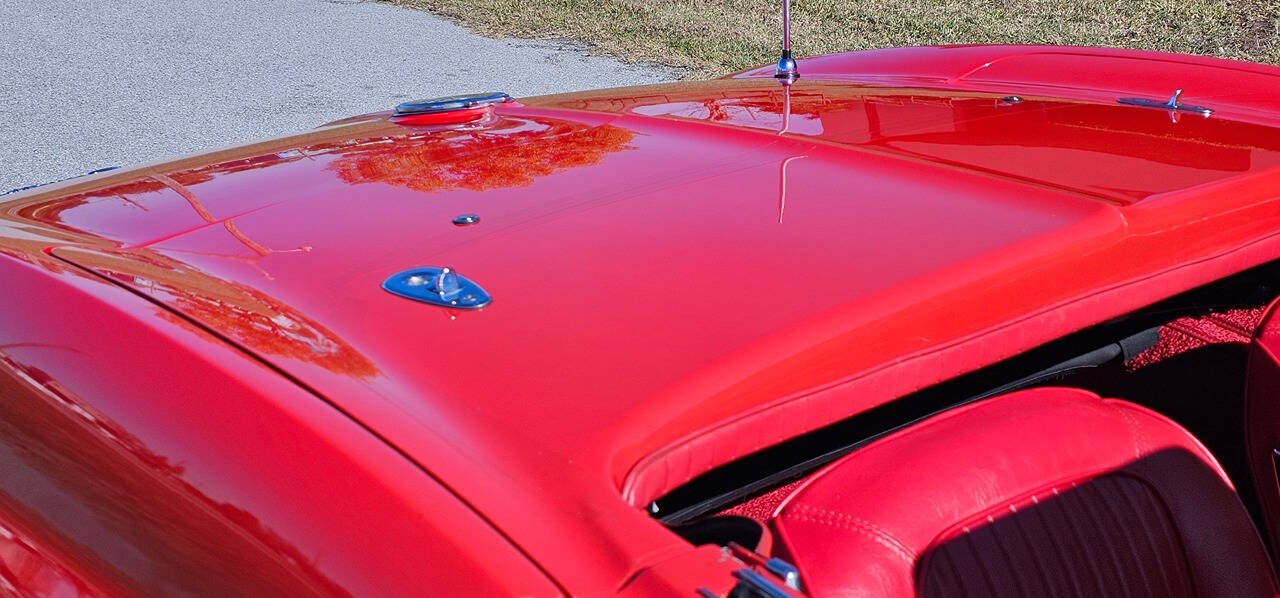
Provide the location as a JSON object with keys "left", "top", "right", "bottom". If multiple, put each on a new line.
{"left": 770, "top": 387, "right": 1276, "bottom": 597}
{"left": 1247, "top": 296, "right": 1280, "bottom": 566}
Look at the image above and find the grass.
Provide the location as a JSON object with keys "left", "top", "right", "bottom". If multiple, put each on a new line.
{"left": 391, "top": 0, "right": 1279, "bottom": 79}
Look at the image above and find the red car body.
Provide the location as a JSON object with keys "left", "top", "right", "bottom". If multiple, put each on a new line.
{"left": 2, "top": 45, "right": 1280, "bottom": 595}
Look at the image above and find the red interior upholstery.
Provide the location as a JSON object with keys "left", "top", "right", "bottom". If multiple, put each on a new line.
{"left": 1247, "top": 296, "right": 1280, "bottom": 567}
{"left": 1127, "top": 306, "right": 1266, "bottom": 369}
{"left": 769, "top": 387, "right": 1276, "bottom": 597}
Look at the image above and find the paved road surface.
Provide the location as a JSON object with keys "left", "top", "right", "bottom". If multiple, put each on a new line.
{"left": 0, "top": 0, "right": 677, "bottom": 192}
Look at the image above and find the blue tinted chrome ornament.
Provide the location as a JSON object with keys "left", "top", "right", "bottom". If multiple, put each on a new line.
{"left": 394, "top": 92, "right": 511, "bottom": 116}
{"left": 383, "top": 266, "right": 491, "bottom": 310}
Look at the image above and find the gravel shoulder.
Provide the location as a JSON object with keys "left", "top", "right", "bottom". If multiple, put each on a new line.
{"left": 0, "top": 0, "right": 678, "bottom": 192}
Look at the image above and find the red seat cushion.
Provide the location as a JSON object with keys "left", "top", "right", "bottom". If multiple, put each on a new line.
{"left": 770, "top": 387, "right": 1276, "bottom": 597}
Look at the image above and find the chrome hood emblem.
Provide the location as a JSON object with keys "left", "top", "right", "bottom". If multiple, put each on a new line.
{"left": 383, "top": 266, "right": 491, "bottom": 310}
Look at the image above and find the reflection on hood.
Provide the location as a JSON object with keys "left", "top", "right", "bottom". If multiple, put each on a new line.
{"left": 327, "top": 118, "right": 633, "bottom": 194}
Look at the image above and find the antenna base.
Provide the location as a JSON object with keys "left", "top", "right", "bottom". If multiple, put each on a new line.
{"left": 774, "top": 50, "right": 799, "bottom": 82}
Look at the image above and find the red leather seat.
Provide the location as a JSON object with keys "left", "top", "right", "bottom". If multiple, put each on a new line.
{"left": 1248, "top": 297, "right": 1280, "bottom": 567}
{"left": 770, "top": 387, "right": 1276, "bottom": 597}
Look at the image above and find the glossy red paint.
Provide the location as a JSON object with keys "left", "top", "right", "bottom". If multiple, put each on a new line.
{"left": 0, "top": 517, "right": 95, "bottom": 597}
{"left": 0, "top": 249, "right": 557, "bottom": 595}
{"left": 390, "top": 105, "right": 492, "bottom": 126}
{"left": 3, "top": 45, "right": 1280, "bottom": 594}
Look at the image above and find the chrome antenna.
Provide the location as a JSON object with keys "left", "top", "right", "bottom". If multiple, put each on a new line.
{"left": 774, "top": 0, "right": 798, "bottom": 82}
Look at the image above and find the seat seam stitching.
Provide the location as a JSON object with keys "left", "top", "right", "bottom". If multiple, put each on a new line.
{"left": 1113, "top": 404, "right": 1148, "bottom": 459}
{"left": 786, "top": 503, "right": 915, "bottom": 564}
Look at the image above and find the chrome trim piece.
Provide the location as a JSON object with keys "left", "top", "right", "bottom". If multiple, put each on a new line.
{"left": 764, "top": 557, "right": 802, "bottom": 591}
{"left": 732, "top": 568, "right": 792, "bottom": 598}
{"left": 1117, "top": 89, "right": 1213, "bottom": 121}
{"left": 2, "top": 165, "right": 119, "bottom": 197}
{"left": 382, "top": 266, "right": 491, "bottom": 310}
{"left": 394, "top": 92, "right": 511, "bottom": 116}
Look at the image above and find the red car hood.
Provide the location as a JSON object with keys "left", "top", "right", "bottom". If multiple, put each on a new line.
{"left": 7, "top": 45, "right": 1280, "bottom": 593}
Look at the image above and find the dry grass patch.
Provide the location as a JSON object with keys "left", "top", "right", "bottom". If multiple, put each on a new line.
{"left": 392, "top": 0, "right": 1279, "bottom": 78}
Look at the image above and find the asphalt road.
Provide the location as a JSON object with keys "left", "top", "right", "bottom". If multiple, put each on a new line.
{"left": 0, "top": 0, "right": 677, "bottom": 192}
